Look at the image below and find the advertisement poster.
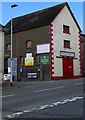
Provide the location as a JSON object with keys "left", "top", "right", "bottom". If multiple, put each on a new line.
{"left": 25, "top": 57, "right": 34, "bottom": 66}
{"left": 27, "top": 73, "right": 37, "bottom": 78}
{"left": 40, "top": 56, "right": 49, "bottom": 65}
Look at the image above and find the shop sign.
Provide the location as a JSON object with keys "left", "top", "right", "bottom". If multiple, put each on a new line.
{"left": 25, "top": 57, "right": 34, "bottom": 66}
{"left": 27, "top": 73, "right": 37, "bottom": 78}
{"left": 60, "top": 51, "right": 75, "bottom": 57}
{"left": 37, "top": 44, "right": 50, "bottom": 54}
{"left": 40, "top": 56, "right": 49, "bottom": 65}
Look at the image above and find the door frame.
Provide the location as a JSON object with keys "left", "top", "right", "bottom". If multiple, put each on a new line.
{"left": 63, "top": 57, "right": 74, "bottom": 79}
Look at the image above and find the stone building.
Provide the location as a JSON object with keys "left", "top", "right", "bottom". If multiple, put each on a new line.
{"left": 4, "top": 2, "right": 82, "bottom": 81}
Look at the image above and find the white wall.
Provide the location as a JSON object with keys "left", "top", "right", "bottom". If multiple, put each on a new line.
{"left": 0, "top": 29, "right": 4, "bottom": 83}
{"left": 52, "top": 5, "right": 80, "bottom": 77}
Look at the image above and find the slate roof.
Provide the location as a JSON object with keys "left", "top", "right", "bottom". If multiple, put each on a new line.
{"left": 5, "top": 2, "right": 81, "bottom": 34}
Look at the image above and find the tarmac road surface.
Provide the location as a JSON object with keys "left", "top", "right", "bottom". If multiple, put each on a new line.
{"left": 2, "top": 78, "right": 84, "bottom": 119}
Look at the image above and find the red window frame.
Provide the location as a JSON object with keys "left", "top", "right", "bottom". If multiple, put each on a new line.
{"left": 63, "top": 25, "right": 70, "bottom": 34}
{"left": 64, "top": 40, "right": 71, "bottom": 49}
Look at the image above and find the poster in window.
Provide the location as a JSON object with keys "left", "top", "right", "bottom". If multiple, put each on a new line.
{"left": 25, "top": 57, "right": 34, "bottom": 66}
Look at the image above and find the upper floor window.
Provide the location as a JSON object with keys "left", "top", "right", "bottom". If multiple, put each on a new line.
{"left": 64, "top": 40, "right": 71, "bottom": 49}
{"left": 26, "top": 40, "right": 32, "bottom": 49}
{"left": 6, "top": 44, "right": 11, "bottom": 51}
{"left": 63, "top": 25, "right": 70, "bottom": 34}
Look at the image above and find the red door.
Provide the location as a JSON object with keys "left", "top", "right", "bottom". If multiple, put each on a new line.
{"left": 63, "top": 58, "right": 73, "bottom": 79}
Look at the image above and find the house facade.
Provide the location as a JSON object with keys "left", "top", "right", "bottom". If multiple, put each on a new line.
{"left": 50, "top": 4, "right": 82, "bottom": 80}
{"left": 4, "top": 2, "right": 82, "bottom": 81}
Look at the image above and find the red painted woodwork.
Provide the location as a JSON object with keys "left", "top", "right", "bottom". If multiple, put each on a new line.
{"left": 63, "top": 58, "right": 73, "bottom": 79}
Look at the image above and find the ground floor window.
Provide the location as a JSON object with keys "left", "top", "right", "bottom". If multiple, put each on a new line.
{"left": 36, "top": 55, "right": 40, "bottom": 64}
{"left": 20, "top": 56, "right": 24, "bottom": 66}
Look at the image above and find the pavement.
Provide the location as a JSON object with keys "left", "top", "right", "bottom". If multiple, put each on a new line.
{"left": 1, "top": 77, "right": 85, "bottom": 90}
{"left": 1, "top": 79, "right": 48, "bottom": 89}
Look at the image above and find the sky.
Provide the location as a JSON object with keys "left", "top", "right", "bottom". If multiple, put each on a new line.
{"left": 1, "top": 2, "right": 83, "bottom": 33}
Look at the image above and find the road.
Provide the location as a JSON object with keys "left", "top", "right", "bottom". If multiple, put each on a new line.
{"left": 2, "top": 78, "right": 84, "bottom": 119}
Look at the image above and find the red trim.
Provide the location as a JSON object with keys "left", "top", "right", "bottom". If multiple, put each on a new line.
{"left": 64, "top": 47, "right": 71, "bottom": 49}
{"left": 50, "top": 23, "right": 54, "bottom": 80}
{"left": 63, "top": 31, "right": 71, "bottom": 34}
{"left": 63, "top": 25, "right": 70, "bottom": 34}
{"left": 51, "top": 75, "right": 82, "bottom": 80}
{"left": 52, "top": 72, "right": 54, "bottom": 74}
{"left": 73, "top": 75, "right": 82, "bottom": 79}
{"left": 51, "top": 76, "right": 64, "bottom": 80}
{"left": 78, "top": 31, "right": 82, "bottom": 76}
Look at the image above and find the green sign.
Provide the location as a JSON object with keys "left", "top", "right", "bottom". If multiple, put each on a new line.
{"left": 40, "top": 56, "right": 49, "bottom": 65}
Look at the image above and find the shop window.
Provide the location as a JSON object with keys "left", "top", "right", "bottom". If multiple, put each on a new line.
{"left": 6, "top": 44, "right": 11, "bottom": 51}
{"left": 64, "top": 40, "right": 71, "bottom": 49}
{"left": 20, "top": 56, "right": 24, "bottom": 66}
{"left": 63, "top": 25, "right": 70, "bottom": 34}
{"left": 26, "top": 40, "right": 32, "bottom": 49}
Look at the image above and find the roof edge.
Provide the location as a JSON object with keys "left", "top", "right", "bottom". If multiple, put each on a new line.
{"left": 66, "top": 2, "right": 82, "bottom": 32}
{"left": 9, "top": 2, "right": 67, "bottom": 22}
{"left": 51, "top": 2, "right": 82, "bottom": 32}
{"left": 51, "top": 2, "right": 66, "bottom": 23}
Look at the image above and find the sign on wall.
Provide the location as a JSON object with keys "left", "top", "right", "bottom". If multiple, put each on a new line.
{"left": 60, "top": 51, "right": 75, "bottom": 57}
{"left": 8, "top": 58, "right": 17, "bottom": 80}
{"left": 27, "top": 73, "right": 37, "bottom": 78}
{"left": 40, "top": 56, "right": 49, "bottom": 65}
{"left": 25, "top": 57, "right": 34, "bottom": 66}
{"left": 26, "top": 53, "right": 32, "bottom": 58}
{"left": 37, "top": 44, "right": 50, "bottom": 54}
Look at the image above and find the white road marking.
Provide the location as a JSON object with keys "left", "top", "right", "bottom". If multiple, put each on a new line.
{"left": 0, "top": 94, "right": 15, "bottom": 98}
{"left": 7, "top": 96, "right": 83, "bottom": 118}
{"left": 35, "top": 86, "right": 64, "bottom": 93}
{"left": 74, "top": 83, "right": 83, "bottom": 86}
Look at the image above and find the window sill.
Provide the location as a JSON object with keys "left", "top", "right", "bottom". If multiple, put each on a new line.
{"left": 63, "top": 32, "right": 71, "bottom": 35}
{"left": 64, "top": 47, "right": 71, "bottom": 49}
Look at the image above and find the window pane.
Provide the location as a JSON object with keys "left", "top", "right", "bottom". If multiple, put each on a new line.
{"left": 26, "top": 40, "right": 32, "bottom": 48}
{"left": 63, "top": 25, "right": 70, "bottom": 33}
{"left": 64, "top": 40, "right": 70, "bottom": 48}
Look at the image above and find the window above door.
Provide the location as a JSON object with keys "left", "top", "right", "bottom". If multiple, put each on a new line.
{"left": 64, "top": 40, "right": 71, "bottom": 49}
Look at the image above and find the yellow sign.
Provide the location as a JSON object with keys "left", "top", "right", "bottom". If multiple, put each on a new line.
{"left": 25, "top": 57, "right": 34, "bottom": 66}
